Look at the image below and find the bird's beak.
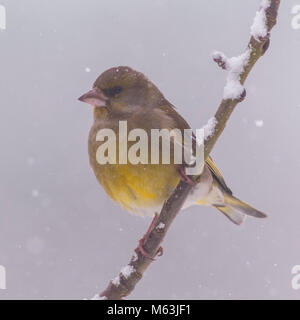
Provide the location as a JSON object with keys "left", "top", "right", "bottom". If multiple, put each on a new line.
{"left": 78, "top": 88, "right": 108, "bottom": 107}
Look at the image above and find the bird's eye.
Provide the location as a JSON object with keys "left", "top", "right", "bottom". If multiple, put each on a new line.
{"left": 103, "top": 86, "right": 122, "bottom": 97}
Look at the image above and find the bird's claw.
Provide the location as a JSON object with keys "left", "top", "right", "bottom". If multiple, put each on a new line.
{"left": 135, "top": 212, "right": 164, "bottom": 260}
{"left": 135, "top": 240, "right": 163, "bottom": 260}
{"left": 178, "top": 167, "right": 196, "bottom": 185}
{"left": 135, "top": 239, "right": 155, "bottom": 260}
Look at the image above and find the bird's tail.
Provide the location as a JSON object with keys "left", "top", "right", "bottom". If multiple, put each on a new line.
{"left": 214, "top": 193, "right": 267, "bottom": 225}
{"left": 202, "top": 157, "right": 267, "bottom": 225}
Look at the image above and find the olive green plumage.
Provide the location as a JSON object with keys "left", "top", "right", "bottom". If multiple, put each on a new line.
{"left": 79, "top": 66, "right": 267, "bottom": 224}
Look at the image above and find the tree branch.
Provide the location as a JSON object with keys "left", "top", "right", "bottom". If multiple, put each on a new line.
{"left": 94, "top": 0, "right": 280, "bottom": 300}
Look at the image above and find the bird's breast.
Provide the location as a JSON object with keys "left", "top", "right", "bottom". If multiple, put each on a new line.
{"left": 88, "top": 124, "right": 181, "bottom": 216}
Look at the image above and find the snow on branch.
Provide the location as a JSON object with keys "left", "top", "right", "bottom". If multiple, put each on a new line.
{"left": 205, "top": 0, "right": 280, "bottom": 158}
{"left": 93, "top": 0, "right": 280, "bottom": 300}
{"left": 251, "top": 0, "right": 271, "bottom": 41}
{"left": 213, "top": 50, "right": 250, "bottom": 100}
{"left": 203, "top": 117, "right": 218, "bottom": 140}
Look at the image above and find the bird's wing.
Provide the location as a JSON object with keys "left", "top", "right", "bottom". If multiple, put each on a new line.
{"left": 156, "top": 103, "right": 232, "bottom": 194}
{"left": 205, "top": 156, "right": 232, "bottom": 195}
{"left": 153, "top": 104, "right": 193, "bottom": 161}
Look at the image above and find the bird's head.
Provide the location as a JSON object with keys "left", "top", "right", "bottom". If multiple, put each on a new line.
{"left": 78, "top": 66, "right": 164, "bottom": 116}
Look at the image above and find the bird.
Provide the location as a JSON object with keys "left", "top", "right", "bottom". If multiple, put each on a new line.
{"left": 78, "top": 66, "right": 266, "bottom": 256}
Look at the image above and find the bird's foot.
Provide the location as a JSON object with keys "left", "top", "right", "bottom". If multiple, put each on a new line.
{"left": 135, "top": 213, "right": 163, "bottom": 260}
{"left": 178, "top": 166, "right": 196, "bottom": 185}
{"left": 135, "top": 240, "right": 163, "bottom": 260}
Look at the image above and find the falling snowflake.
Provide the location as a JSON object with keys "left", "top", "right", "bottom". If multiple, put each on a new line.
{"left": 254, "top": 119, "right": 264, "bottom": 127}
{"left": 32, "top": 189, "right": 39, "bottom": 197}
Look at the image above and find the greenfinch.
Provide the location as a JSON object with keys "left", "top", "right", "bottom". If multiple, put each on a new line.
{"left": 79, "top": 66, "right": 266, "bottom": 227}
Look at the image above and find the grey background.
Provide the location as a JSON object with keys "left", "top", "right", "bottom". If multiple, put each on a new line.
{"left": 0, "top": 0, "right": 299, "bottom": 299}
